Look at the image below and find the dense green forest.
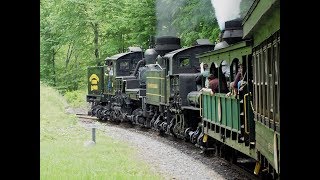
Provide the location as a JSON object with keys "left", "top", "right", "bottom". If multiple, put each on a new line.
{"left": 40, "top": 0, "right": 253, "bottom": 93}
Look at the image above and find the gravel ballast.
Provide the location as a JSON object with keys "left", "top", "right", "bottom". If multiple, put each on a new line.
{"left": 68, "top": 107, "right": 257, "bottom": 180}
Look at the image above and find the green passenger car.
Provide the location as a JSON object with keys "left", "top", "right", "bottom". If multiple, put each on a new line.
{"left": 198, "top": 0, "right": 280, "bottom": 177}
{"left": 243, "top": 0, "right": 280, "bottom": 175}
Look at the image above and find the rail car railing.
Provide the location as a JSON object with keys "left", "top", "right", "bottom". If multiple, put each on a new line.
{"left": 201, "top": 92, "right": 241, "bottom": 133}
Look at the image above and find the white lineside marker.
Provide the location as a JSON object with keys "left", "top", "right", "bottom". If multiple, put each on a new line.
{"left": 84, "top": 124, "right": 98, "bottom": 147}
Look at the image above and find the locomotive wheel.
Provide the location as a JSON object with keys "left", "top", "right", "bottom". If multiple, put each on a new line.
{"left": 197, "top": 132, "right": 204, "bottom": 147}
{"left": 149, "top": 114, "right": 157, "bottom": 128}
{"left": 110, "top": 111, "right": 116, "bottom": 122}
{"left": 184, "top": 127, "right": 192, "bottom": 141}
{"left": 191, "top": 127, "right": 200, "bottom": 144}
{"left": 169, "top": 118, "right": 177, "bottom": 138}
{"left": 96, "top": 109, "right": 103, "bottom": 121}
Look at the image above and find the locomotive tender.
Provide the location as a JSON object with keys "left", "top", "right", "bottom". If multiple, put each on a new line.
{"left": 86, "top": 0, "right": 280, "bottom": 178}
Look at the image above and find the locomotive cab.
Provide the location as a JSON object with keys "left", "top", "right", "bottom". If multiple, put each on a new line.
{"left": 104, "top": 48, "right": 144, "bottom": 95}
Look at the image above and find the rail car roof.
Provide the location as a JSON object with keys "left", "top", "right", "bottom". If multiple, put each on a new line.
{"left": 242, "top": 0, "right": 279, "bottom": 46}
{"left": 197, "top": 40, "right": 252, "bottom": 66}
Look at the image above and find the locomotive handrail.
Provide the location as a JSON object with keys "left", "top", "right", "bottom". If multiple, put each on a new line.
{"left": 153, "top": 63, "right": 163, "bottom": 70}
{"left": 244, "top": 93, "right": 249, "bottom": 134}
{"left": 200, "top": 92, "right": 202, "bottom": 117}
{"left": 248, "top": 92, "right": 255, "bottom": 112}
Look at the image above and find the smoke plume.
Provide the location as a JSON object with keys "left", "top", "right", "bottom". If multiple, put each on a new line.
{"left": 210, "top": 0, "right": 242, "bottom": 30}
{"left": 156, "top": 0, "right": 186, "bottom": 37}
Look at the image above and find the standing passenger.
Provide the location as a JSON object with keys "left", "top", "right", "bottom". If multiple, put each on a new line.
{"left": 228, "top": 64, "right": 246, "bottom": 96}
{"left": 201, "top": 63, "right": 210, "bottom": 88}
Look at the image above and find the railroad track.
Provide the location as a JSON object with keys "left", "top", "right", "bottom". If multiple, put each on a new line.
{"left": 76, "top": 114, "right": 260, "bottom": 180}
{"left": 231, "top": 160, "right": 259, "bottom": 180}
{"left": 76, "top": 113, "right": 98, "bottom": 119}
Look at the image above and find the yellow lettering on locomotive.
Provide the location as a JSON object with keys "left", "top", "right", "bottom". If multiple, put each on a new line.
{"left": 91, "top": 79, "right": 98, "bottom": 84}
{"left": 89, "top": 74, "right": 99, "bottom": 91}
{"left": 89, "top": 74, "right": 99, "bottom": 82}
{"left": 91, "top": 85, "right": 98, "bottom": 91}
{"left": 147, "top": 83, "right": 158, "bottom": 89}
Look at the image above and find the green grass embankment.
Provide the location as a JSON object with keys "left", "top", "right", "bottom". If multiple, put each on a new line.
{"left": 40, "top": 82, "right": 161, "bottom": 180}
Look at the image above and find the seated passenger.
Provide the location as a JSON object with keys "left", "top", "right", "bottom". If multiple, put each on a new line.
{"left": 200, "top": 68, "right": 229, "bottom": 95}
{"left": 208, "top": 74, "right": 219, "bottom": 95}
{"left": 233, "top": 64, "right": 243, "bottom": 93}
{"left": 200, "top": 74, "right": 219, "bottom": 95}
{"left": 218, "top": 67, "right": 229, "bottom": 94}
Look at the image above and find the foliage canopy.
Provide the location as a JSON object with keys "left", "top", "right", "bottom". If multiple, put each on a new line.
{"left": 40, "top": 0, "right": 220, "bottom": 92}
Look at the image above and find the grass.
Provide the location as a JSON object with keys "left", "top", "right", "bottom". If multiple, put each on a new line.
{"left": 40, "top": 82, "right": 162, "bottom": 180}
{"left": 63, "top": 88, "right": 88, "bottom": 108}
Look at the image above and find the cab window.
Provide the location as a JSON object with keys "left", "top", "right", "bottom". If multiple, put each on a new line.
{"left": 119, "top": 61, "right": 129, "bottom": 70}
{"left": 179, "top": 57, "right": 190, "bottom": 67}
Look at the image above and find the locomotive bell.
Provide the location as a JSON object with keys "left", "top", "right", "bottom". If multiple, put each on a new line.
{"left": 194, "top": 39, "right": 213, "bottom": 45}
{"left": 214, "top": 41, "right": 229, "bottom": 51}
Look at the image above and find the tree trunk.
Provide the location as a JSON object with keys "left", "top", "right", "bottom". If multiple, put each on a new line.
{"left": 118, "top": 33, "right": 124, "bottom": 53}
{"left": 122, "top": 33, "right": 125, "bottom": 52}
{"left": 65, "top": 42, "right": 74, "bottom": 68}
{"left": 91, "top": 22, "right": 100, "bottom": 65}
{"left": 52, "top": 49, "right": 56, "bottom": 86}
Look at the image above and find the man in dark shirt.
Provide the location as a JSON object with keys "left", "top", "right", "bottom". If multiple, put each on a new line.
{"left": 208, "top": 74, "right": 219, "bottom": 95}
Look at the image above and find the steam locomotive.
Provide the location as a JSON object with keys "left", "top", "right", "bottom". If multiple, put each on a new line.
{"left": 86, "top": 0, "right": 280, "bottom": 178}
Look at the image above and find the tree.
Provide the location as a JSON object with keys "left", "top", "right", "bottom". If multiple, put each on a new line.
{"left": 172, "top": 0, "right": 220, "bottom": 46}
{"left": 40, "top": 0, "right": 219, "bottom": 92}
{"left": 40, "top": 0, "right": 157, "bottom": 92}
{"left": 155, "top": 0, "right": 220, "bottom": 46}
{"left": 40, "top": 0, "right": 63, "bottom": 86}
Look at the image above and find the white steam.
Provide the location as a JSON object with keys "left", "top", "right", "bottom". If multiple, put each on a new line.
{"left": 156, "top": 0, "right": 186, "bottom": 37}
{"left": 210, "top": 0, "right": 242, "bottom": 30}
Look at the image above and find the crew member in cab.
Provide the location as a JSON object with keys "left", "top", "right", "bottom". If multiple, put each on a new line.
{"left": 196, "top": 63, "right": 209, "bottom": 90}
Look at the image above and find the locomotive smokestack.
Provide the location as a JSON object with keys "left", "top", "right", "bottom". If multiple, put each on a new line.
{"left": 154, "top": 36, "right": 181, "bottom": 56}
{"left": 214, "top": 18, "right": 243, "bottom": 50}
{"left": 222, "top": 18, "right": 243, "bottom": 44}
